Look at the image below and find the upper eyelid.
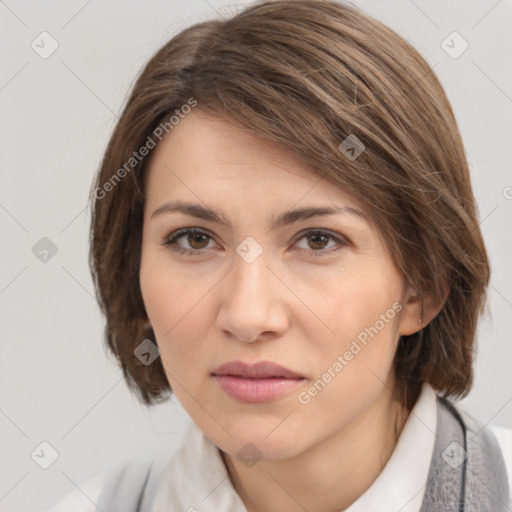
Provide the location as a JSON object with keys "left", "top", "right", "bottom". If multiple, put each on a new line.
{"left": 166, "top": 227, "right": 215, "bottom": 242}
{"left": 165, "top": 227, "right": 348, "bottom": 248}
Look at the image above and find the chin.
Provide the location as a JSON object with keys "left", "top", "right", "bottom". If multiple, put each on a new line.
{"left": 212, "top": 421, "right": 310, "bottom": 461}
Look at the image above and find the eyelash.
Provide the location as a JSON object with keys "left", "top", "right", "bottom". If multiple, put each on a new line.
{"left": 162, "top": 227, "right": 348, "bottom": 258}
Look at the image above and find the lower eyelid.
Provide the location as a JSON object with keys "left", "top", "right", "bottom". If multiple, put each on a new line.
{"left": 163, "top": 229, "right": 347, "bottom": 255}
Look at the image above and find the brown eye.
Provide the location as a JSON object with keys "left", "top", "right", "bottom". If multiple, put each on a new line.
{"left": 306, "top": 232, "right": 330, "bottom": 250}
{"left": 163, "top": 228, "right": 215, "bottom": 255}
{"left": 294, "top": 229, "right": 347, "bottom": 257}
{"left": 187, "top": 232, "right": 210, "bottom": 249}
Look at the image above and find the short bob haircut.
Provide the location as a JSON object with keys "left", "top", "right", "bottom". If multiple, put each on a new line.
{"left": 89, "top": 0, "right": 489, "bottom": 411}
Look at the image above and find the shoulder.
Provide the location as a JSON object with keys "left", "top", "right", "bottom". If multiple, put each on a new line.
{"left": 455, "top": 400, "right": 512, "bottom": 471}
{"left": 449, "top": 399, "right": 512, "bottom": 509}
{"left": 45, "top": 448, "right": 156, "bottom": 511}
{"left": 45, "top": 434, "right": 189, "bottom": 512}
{"left": 46, "top": 451, "right": 156, "bottom": 511}
{"left": 489, "top": 423, "right": 512, "bottom": 455}
{"left": 489, "top": 424, "right": 512, "bottom": 487}
{"left": 46, "top": 470, "right": 104, "bottom": 511}
{"left": 460, "top": 402, "right": 512, "bottom": 471}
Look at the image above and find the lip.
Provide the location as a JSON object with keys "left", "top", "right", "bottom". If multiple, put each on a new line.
{"left": 212, "top": 360, "right": 306, "bottom": 403}
{"left": 213, "top": 360, "right": 304, "bottom": 379}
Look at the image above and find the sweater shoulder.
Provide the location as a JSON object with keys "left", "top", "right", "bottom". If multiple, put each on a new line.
{"left": 46, "top": 470, "right": 104, "bottom": 511}
{"left": 489, "top": 424, "right": 512, "bottom": 498}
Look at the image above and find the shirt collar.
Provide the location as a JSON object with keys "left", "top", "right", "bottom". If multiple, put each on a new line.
{"left": 153, "top": 382, "right": 438, "bottom": 511}
{"left": 343, "top": 382, "right": 438, "bottom": 512}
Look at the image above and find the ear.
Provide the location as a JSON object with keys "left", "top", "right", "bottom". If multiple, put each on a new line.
{"left": 398, "top": 283, "right": 449, "bottom": 336}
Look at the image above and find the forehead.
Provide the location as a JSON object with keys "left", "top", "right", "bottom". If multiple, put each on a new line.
{"left": 144, "top": 109, "right": 366, "bottom": 214}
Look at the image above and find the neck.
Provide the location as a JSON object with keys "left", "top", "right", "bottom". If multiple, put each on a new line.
{"left": 221, "top": 386, "right": 410, "bottom": 512}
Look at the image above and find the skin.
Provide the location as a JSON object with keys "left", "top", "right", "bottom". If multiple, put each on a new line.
{"left": 139, "top": 109, "right": 436, "bottom": 512}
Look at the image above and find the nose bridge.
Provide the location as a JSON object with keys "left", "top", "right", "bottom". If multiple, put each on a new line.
{"left": 217, "top": 236, "right": 288, "bottom": 342}
{"left": 232, "top": 243, "right": 270, "bottom": 301}
{"left": 230, "top": 237, "right": 274, "bottom": 313}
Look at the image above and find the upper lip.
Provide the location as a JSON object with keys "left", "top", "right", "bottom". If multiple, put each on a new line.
{"left": 213, "top": 360, "right": 304, "bottom": 379}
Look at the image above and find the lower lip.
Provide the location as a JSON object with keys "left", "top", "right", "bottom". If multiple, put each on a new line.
{"left": 214, "top": 375, "right": 305, "bottom": 403}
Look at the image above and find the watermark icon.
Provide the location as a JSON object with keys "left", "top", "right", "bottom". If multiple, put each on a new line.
{"left": 31, "top": 31, "right": 59, "bottom": 59}
{"left": 31, "top": 441, "right": 59, "bottom": 469}
{"left": 236, "top": 442, "right": 263, "bottom": 468}
{"left": 236, "top": 236, "right": 263, "bottom": 264}
{"left": 297, "top": 301, "right": 403, "bottom": 405}
{"left": 503, "top": 186, "right": 512, "bottom": 200}
{"left": 134, "top": 339, "right": 160, "bottom": 365}
{"left": 338, "top": 134, "right": 365, "bottom": 161}
{"left": 441, "top": 441, "right": 467, "bottom": 469}
{"left": 32, "top": 237, "right": 58, "bottom": 263}
{"left": 94, "top": 98, "right": 197, "bottom": 200}
{"left": 441, "top": 31, "right": 469, "bottom": 59}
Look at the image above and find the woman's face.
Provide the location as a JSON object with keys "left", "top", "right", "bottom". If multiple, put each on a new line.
{"left": 140, "top": 109, "right": 419, "bottom": 460}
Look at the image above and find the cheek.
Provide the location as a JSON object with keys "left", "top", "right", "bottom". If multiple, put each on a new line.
{"left": 304, "top": 267, "right": 403, "bottom": 393}
{"left": 140, "top": 247, "right": 209, "bottom": 336}
{"left": 141, "top": 284, "right": 207, "bottom": 405}
{"left": 139, "top": 254, "right": 216, "bottom": 387}
{"left": 309, "top": 263, "right": 402, "bottom": 344}
{"left": 297, "top": 313, "right": 402, "bottom": 436}
{"left": 140, "top": 258, "right": 205, "bottom": 368}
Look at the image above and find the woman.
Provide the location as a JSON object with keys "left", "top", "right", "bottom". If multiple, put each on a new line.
{"left": 49, "top": 0, "right": 511, "bottom": 510}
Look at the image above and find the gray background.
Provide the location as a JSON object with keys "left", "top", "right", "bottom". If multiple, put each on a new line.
{"left": 1, "top": 0, "right": 511, "bottom": 510}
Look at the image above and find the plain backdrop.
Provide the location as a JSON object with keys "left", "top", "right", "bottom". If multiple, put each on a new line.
{"left": 1, "top": 0, "right": 511, "bottom": 510}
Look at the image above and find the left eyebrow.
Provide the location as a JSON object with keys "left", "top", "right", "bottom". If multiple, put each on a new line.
{"left": 270, "top": 205, "right": 366, "bottom": 231}
{"left": 150, "top": 200, "right": 366, "bottom": 231}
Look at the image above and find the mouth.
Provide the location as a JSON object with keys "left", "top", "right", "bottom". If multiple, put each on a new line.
{"left": 212, "top": 360, "right": 304, "bottom": 379}
{"left": 212, "top": 360, "right": 306, "bottom": 403}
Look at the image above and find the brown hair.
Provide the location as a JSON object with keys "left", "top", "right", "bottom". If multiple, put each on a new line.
{"left": 89, "top": 0, "right": 489, "bottom": 410}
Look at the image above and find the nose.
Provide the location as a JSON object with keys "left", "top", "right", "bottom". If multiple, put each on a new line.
{"left": 216, "top": 247, "right": 290, "bottom": 343}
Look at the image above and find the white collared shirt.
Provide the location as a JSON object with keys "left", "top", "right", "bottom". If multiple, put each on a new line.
{"left": 48, "top": 383, "right": 512, "bottom": 511}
